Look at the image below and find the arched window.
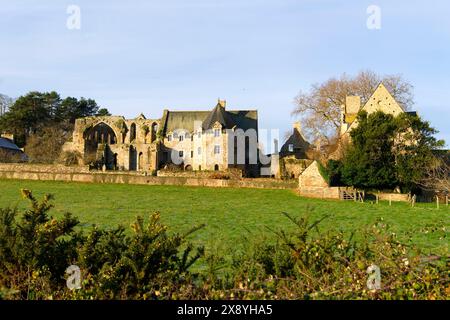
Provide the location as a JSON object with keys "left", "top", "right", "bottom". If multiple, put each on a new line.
{"left": 214, "top": 164, "right": 219, "bottom": 171}
{"left": 151, "top": 123, "right": 158, "bottom": 142}
{"left": 130, "top": 123, "right": 136, "bottom": 142}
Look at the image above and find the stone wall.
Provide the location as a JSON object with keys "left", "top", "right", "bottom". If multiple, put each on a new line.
{"left": 282, "top": 157, "right": 313, "bottom": 179}
{"left": 157, "top": 168, "right": 242, "bottom": 179}
{"left": 297, "top": 161, "right": 340, "bottom": 199}
{"left": 377, "top": 193, "right": 409, "bottom": 202}
{"left": 298, "top": 186, "right": 340, "bottom": 199}
{"left": 0, "top": 163, "right": 90, "bottom": 173}
{"left": 0, "top": 167, "right": 295, "bottom": 190}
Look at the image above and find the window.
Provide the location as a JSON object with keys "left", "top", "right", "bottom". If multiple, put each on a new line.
{"left": 214, "top": 129, "right": 220, "bottom": 137}
{"left": 214, "top": 145, "right": 220, "bottom": 154}
{"left": 179, "top": 150, "right": 184, "bottom": 157}
{"left": 167, "top": 135, "right": 172, "bottom": 142}
{"left": 173, "top": 132, "right": 179, "bottom": 140}
{"left": 197, "top": 147, "right": 201, "bottom": 155}
{"left": 190, "top": 150, "right": 193, "bottom": 158}
{"left": 288, "top": 144, "right": 294, "bottom": 152}
{"left": 179, "top": 135, "right": 184, "bottom": 142}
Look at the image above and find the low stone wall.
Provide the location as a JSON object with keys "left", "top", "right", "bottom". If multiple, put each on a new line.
{"left": 0, "top": 163, "right": 90, "bottom": 173}
{"left": 157, "top": 168, "right": 243, "bottom": 180}
{"left": 377, "top": 193, "right": 409, "bottom": 202}
{"left": 298, "top": 186, "right": 341, "bottom": 199}
{"left": 0, "top": 170, "right": 296, "bottom": 190}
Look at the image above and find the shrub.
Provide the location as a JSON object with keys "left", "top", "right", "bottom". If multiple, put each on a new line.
{"left": 209, "top": 172, "right": 230, "bottom": 180}
{"left": 58, "top": 150, "right": 82, "bottom": 166}
{"left": 0, "top": 191, "right": 447, "bottom": 300}
{"left": 224, "top": 213, "right": 448, "bottom": 300}
{"left": 0, "top": 190, "right": 204, "bottom": 300}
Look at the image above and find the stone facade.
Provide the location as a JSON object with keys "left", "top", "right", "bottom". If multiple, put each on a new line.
{"left": 298, "top": 160, "right": 340, "bottom": 199}
{"left": 63, "top": 100, "right": 260, "bottom": 176}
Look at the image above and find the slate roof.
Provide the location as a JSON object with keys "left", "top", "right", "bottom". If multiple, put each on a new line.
{"left": 201, "top": 103, "right": 235, "bottom": 130}
{"left": 0, "top": 137, "right": 22, "bottom": 151}
{"left": 280, "top": 127, "right": 311, "bottom": 157}
{"left": 162, "top": 104, "right": 257, "bottom": 134}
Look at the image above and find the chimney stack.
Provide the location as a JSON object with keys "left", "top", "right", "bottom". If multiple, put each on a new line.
{"left": 218, "top": 99, "right": 226, "bottom": 108}
{"left": 345, "top": 96, "right": 361, "bottom": 114}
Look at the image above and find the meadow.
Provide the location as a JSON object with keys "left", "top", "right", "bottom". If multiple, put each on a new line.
{"left": 0, "top": 179, "right": 448, "bottom": 258}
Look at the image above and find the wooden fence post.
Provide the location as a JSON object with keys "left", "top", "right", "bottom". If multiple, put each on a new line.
{"left": 389, "top": 195, "right": 392, "bottom": 206}
{"left": 376, "top": 194, "right": 379, "bottom": 204}
{"left": 436, "top": 195, "right": 439, "bottom": 209}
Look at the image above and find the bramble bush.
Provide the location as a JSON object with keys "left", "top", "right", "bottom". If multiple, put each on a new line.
{"left": 0, "top": 191, "right": 447, "bottom": 300}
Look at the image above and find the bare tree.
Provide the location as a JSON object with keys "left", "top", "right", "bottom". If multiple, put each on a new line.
{"left": 292, "top": 70, "right": 414, "bottom": 143}
{"left": 0, "top": 94, "right": 13, "bottom": 117}
{"left": 418, "top": 155, "right": 450, "bottom": 194}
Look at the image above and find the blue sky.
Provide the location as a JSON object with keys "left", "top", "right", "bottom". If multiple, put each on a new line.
{"left": 0, "top": 0, "right": 449, "bottom": 147}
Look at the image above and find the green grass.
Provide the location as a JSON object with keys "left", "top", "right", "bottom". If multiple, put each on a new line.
{"left": 0, "top": 179, "right": 448, "bottom": 258}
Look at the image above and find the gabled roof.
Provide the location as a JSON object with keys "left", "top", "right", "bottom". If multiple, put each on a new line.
{"left": 280, "top": 125, "right": 311, "bottom": 157}
{"left": 135, "top": 113, "right": 146, "bottom": 120}
{"left": 162, "top": 104, "right": 258, "bottom": 134}
{"left": 202, "top": 102, "right": 236, "bottom": 130}
{"left": 0, "top": 137, "right": 22, "bottom": 151}
{"left": 345, "top": 82, "right": 406, "bottom": 133}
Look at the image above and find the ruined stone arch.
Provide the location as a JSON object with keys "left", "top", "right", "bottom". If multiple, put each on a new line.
{"left": 83, "top": 122, "right": 118, "bottom": 145}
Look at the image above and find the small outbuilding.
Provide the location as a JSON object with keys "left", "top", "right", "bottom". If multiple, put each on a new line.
{"left": 0, "top": 136, "right": 28, "bottom": 162}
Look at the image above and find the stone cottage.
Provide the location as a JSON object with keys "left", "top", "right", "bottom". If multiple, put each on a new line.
{"left": 0, "top": 134, "right": 27, "bottom": 162}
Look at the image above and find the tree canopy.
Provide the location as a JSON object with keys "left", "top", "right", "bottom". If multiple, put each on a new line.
{"left": 332, "top": 111, "right": 446, "bottom": 192}
{"left": 0, "top": 91, "right": 109, "bottom": 148}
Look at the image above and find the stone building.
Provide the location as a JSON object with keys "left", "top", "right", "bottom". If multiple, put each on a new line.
{"left": 330, "top": 82, "right": 417, "bottom": 159}
{"left": 280, "top": 122, "right": 311, "bottom": 159}
{"left": 63, "top": 100, "right": 260, "bottom": 176}
{"left": 340, "top": 82, "right": 416, "bottom": 139}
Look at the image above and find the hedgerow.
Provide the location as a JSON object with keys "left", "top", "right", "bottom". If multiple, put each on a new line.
{"left": 0, "top": 191, "right": 447, "bottom": 300}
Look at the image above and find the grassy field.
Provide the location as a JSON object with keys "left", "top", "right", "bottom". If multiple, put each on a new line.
{"left": 0, "top": 179, "right": 448, "bottom": 258}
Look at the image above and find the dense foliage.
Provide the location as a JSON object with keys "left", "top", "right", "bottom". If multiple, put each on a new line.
{"left": 331, "top": 111, "right": 445, "bottom": 192}
{"left": 0, "top": 191, "right": 447, "bottom": 300}
{"left": 0, "top": 91, "right": 110, "bottom": 162}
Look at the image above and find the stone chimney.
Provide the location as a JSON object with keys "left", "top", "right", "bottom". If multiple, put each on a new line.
{"left": 1, "top": 133, "right": 14, "bottom": 141}
{"left": 345, "top": 96, "right": 361, "bottom": 114}
{"left": 293, "top": 121, "right": 302, "bottom": 133}
{"left": 218, "top": 99, "right": 226, "bottom": 108}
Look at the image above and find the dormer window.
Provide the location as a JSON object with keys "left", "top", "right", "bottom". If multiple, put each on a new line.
{"left": 173, "top": 132, "right": 179, "bottom": 140}
{"left": 214, "top": 129, "right": 221, "bottom": 137}
{"left": 288, "top": 144, "right": 294, "bottom": 152}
